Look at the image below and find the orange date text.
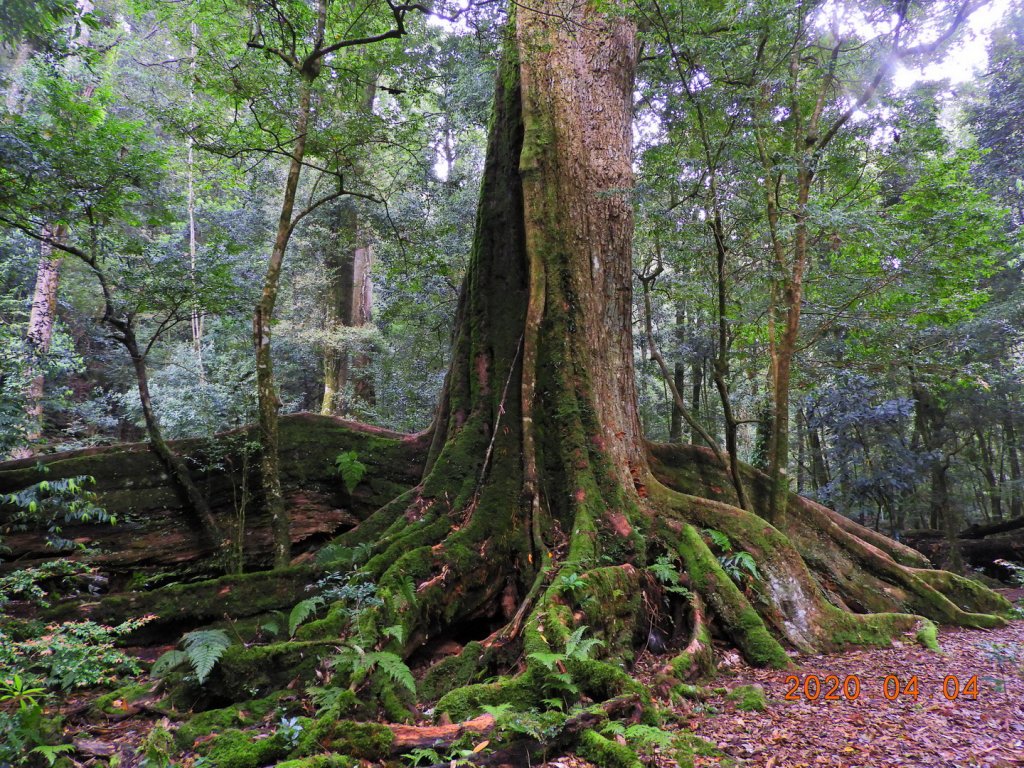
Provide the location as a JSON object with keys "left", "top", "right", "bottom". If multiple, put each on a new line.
{"left": 782, "top": 674, "right": 979, "bottom": 701}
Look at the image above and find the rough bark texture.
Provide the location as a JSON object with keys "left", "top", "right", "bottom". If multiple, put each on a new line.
{"left": 23, "top": 226, "right": 65, "bottom": 446}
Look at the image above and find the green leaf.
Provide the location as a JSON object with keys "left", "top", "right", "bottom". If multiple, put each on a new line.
{"left": 288, "top": 597, "right": 322, "bottom": 638}
{"left": 150, "top": 649, "right": 188, "bottom": 679}
{"left": 181, "top": 629, "right": 231, "bottom": 685}
{"left": 334, "top": 451, "right": 367, "bottom": 494}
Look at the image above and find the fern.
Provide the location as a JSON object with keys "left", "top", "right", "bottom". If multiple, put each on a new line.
{"left": 365, "top": 651, "right": 416, "bottom": 694}
{"left": 288, "top": 597, "right": 323, "bottom": 637}
{"left": 382, "top": 623, "right": 406, "bottom": 645}
{"left": 150, "top": 649, "right": 188, "bottom": 679}
{"left": 182, "top": 629, "right": 231, "bottom": 684}
{"left": 527, "top": 651, "right": 564, "bottom": 671}
{"left": 334, "top": 451, "right": 367, "bottom": 494}
{"left": 703, "top": 528, "right": 732, "bottom": 552}
{"left": 565, "top": 625, "right": 603, "bottom": 660}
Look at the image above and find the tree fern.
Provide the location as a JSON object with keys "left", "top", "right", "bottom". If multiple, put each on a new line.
{"left": 182, "top": 629, "right": 231, "bottom": 684}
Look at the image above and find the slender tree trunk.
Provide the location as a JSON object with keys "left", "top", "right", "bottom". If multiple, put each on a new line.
{"left": 255, "top": 79, "right": 313, "bottom": 569}
{"left": 1004, "top": 410, "right": 1022, "bottom": 520}
{"left": 669, "top": 360, "right": 685, "bottom": 442}
{"left": 123, "top": 330, "right": 224, "bottom": 550}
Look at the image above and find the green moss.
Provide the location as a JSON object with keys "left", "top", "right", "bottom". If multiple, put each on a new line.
{"left": 726, "top": 684, "right": 768, "bottom": 712}
{"left": 419, "top": 641, "right": 488, "bottom": 701}
{"left": 668, "top": 626, "right": 713, "bottom": 680}
{"left": 672, "top": 731, "right": 731, "bottom": 768}
{"left": 294, "top": 718, "right": 393, "bottom": 761}
{"left": 208, "top": 640, "right": 333, "bottom": 700}
{"left": 195, "top": 728, "right": 289, "bottom": 768}
{"left": 90, "top": 682, "right": 152, "bottom": 716}
{"left": 48, "top": 567, "right": 313, "bottom": 628}
{"left": 274, "top": 757, "right": 357, "bottom": 768}
{"left": 577, "top": 729, "right": 643, "bottom": 768}
{"left": 436, "top": 672, "right": 542, "bottom": 722}
{"left": 915, "top": 619, "right": 941, "bottom": 652}
{"left": 174, "top": 694, "right": 286, "bottom": 749}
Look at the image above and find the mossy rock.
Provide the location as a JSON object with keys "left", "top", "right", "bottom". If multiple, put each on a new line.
{"left": 578, "top": 729, "right": 643, "bottom": 768}
{"left": 205, "top": 640, "right": 334, "bottom": 701}
{"left": 293, "top": 717, "right": 394, "bottom": 761}
{"left": 726, "top": 683, "right": 768, "bottom": 712}
{"left": 174, "top": 694, "right": 288, "bottom": 750}
{"left": 418, "top": 641, "right": 488, "bottom": 701}
{"left": 193, "top": 728, "right": 290, "bottom": 768}
{"left": 90, "top": 682, "right": 154, "bottom": 717}
{"left": 672, "top": 731, "right": 732, "bottom": 768}
{"left": 46, "top": 567, "right": 313, "bottom": 629}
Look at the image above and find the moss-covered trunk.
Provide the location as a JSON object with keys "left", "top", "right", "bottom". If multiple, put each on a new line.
{"left": 314, "top": 3, "right": 1008, "bottom": 735}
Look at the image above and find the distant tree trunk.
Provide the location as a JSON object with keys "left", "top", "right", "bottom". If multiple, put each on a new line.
{"left": 974, "top": 427, "right": 1002, "bottom": 522}
{"left": 22, "top": 226, "right": 65, "bottom": 447}
{"left": 912, "top": 379, "right": 963, "bottom": 572}
{"left": 669, "top": 360, "right": 685, "bottom": 442}
{"left": 320, "top": 201, "right": 375, "bottom": 416}
{"left": 1004, "top": 411, "right": 1022, "bottom": 520}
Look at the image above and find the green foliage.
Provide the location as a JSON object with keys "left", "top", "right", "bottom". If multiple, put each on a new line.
{"left": 182, "top": 629, "right": 233, "bottom": 685}
{"left": 2, "top": 472, "right": 112, "bottom": 554}
{"left": 331, "top": 645, "right": 416, "bottom": 695}
{"left": 649, "top": 555, "right": 692, "bottom": 599}
{"left": 334, "top": 451, "right": 368, "bottom": 494}
{"left": 0, "top": 616, "right": 151, "bottom": 690}
{"left": 0, "top": 560, "right": 95, "bottom": 608}
{"left": 288, "top": 597, "right": 323, "bottom": 638}
{"left": 718, "top": 552, "right": 760, "bottom": 584}
{"left": 139, "top": 720, "right": 175, "bottom": 768}
{"left": 527, "top": 625, "right": 604, "bottom": 707}
{"left": 702, "top": 529, "right": 760, "bottom": 586}
{"left": 30, "top": 743, "right": 75, "bottom": 767}
{"left": 153, "top": 629, "right": 233, "bottom": 685}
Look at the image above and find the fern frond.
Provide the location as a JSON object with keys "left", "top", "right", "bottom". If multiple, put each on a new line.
{"left": 366, "top": 651, "right": 416, "bottom": 694}
{"left": 288, "top": 597, "right": 322, "bottom": 637}
{"left": 150, "top": 649, "right": 188, "bottom": 679}
{"left": 182, "top": 629, "right": 231, "bottom": 685}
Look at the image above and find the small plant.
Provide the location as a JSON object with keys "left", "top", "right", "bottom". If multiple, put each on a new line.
{"left": 152, "top": 628, "right": 232, "bottom": 685}
{"left": 334, "top": 451, "right": 367, "bottom": 494}
{"left": 403, "top": 747, "right": 442, "bottom": 766}
{"left": 528, "top": 624, "right": 604, "bottom": 707}
{"left": 277, "top": 715, "right": 304, "bottom": 749}
{"left": 558, "top": 570, "right": 587, "bottom": 597}
{"left": 2, "top": 470, "right": 112, "bottom": 554}
{"left": 649, "top": 554, "right": 692, "bottom": 599}
{"left": 702, "top": 528, "right": 761, "bottom": 586}
{"left": 138, "top": 718, "right": 175, "bottom": 768}
{"left": 330, "top": 644, "right": 416, "bottom": 695}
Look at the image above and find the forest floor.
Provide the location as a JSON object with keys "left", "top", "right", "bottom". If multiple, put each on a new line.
{"left": 54, "top": 594, "right": 1024, "bottom": 768}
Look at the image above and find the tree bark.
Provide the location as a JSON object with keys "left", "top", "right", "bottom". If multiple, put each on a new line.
{"left": 255, "top": 79, "right": 314, "bottom": 569}
{"left": 23, "top": 226, "right": 65, "bottom": 447}
{"left": 315, "top": 5, "right": 1007, "bottom": 722}
{"left": 320, "top": 200, "right": 375, "bottom": 416}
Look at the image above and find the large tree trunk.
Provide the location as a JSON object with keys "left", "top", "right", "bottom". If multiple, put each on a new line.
{"left": 306, "top": 0, "right": 1007, "bottom": 735}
